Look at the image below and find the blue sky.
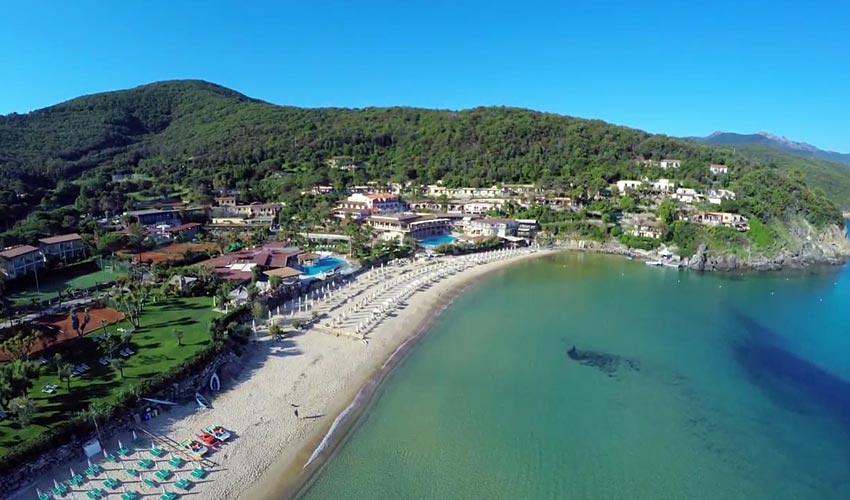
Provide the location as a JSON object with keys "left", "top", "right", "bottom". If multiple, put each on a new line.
{"left": 1, "top": 0, "right": 848, "bottom": 151}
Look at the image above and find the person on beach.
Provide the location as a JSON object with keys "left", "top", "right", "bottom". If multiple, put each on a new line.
{"left": 294, "top": 408, "right": 300, "bottom": 419}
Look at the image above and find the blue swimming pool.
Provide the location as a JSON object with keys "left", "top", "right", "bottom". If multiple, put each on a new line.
{"left": 303, "top": 256, "right": 347, "bottom": 275}
{"left": 418, "top": 234, "right": 457, "bottom": 247}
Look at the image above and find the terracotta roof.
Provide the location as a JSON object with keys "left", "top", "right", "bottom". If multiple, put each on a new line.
{"left": 263, "top": 267, "right": 303, "bottom": 279}
{"left": 38, "top": 233, "right": 83, "bottom": 245}
{"left": 0, "top": 245, "right": 41, "bottom": 259}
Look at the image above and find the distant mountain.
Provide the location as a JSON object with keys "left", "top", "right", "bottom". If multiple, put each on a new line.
{"left": 695, "top": 131, "right": 850, "bottom": 167}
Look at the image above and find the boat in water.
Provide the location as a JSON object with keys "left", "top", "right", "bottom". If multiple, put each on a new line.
{"left": 645, "top": 261, "right": 663, "bottom": 267}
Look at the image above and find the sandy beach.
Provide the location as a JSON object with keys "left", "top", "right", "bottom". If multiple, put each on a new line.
{"left": 11, "top": 248, "right": 550, "bottom": 500}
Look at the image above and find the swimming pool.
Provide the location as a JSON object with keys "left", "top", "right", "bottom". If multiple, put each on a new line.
{"left": 418, "top": 234, "right": 457, "bottom": 247}
{"left": 302, "top": 256, "right": 347, "bottom": 275}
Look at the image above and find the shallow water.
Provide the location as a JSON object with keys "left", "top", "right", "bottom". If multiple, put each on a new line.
{"left": 299, "top": 252, "right": 850, "bottom": 500}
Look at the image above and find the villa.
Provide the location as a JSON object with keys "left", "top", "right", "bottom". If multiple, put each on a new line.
{"left": 232, "top": 202, "right": 283, "bottom": 218}
{"left": 466, "top": 218, "right": 519, "bottom": 238}
{"left": 338, "top": 193, "right": 407, "bottom": 214}
{"left": 689, "top": 211, "right": 749, "bottom": 231}
{"left": 709, "top": 164, "right": 729, "bottom": 175}
{"left": 707, "top": 189, "right": 736, "bottom": 205}
{"left": 425, "top": 184, "right": 512, "bottom": 199}
{"left": 672, "top": 188, "right": 703, "bottom": 203}
{"left": 0, "top": 245, "right": 44, "bottom": 279}
{"left": 38, "top": 233, "right": 85, "bottom": 262}
{"left": 659, "top": 159, "right": 681, "bottom": 169}
{"left": 649, "top": 179, "right": 676, "bottom": 193}
{"left": 516, "top": 219, "right": 539, "bottom": 238}
{"left": 625, "top": 216, "right": 662, "bottom": 239}
{"left": 367, "top": 214, "right": 451, "bottom": 241}
{"left": 199, "top": 243, "right": 305, "bottom": 281}
{"left": 616, "top": 180, "right": 643, "bottom": 193}
{"left": 124, "top": 208, "right": 181, "bottom": 227}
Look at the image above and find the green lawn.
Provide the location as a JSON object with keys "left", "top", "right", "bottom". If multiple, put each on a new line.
{"left": 0, "top": 296, "right": 218, "bottom": 457}
{"left": 9, "top": 265, "right": 126, "bottom": 305}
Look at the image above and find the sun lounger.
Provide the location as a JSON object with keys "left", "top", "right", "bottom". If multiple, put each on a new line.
{"left": 159, "top": 491, "right": 178, "bottom": 500}
{"left": 120, "top": 491, "right": 138, "bottom": 500}
{"left": 174, "top": 478, "right": 192, "bottom": 491}
{"left": 154, "top": 469, "right": 172, "bottom": 481}
{"left": 69, "top": 473, "right": 86, "bottom": 486}
{"left": 126, "top": 468, "right": 138, "bottom": 477}
{"left": 117, "top": 445, "right": 131, "bottom": 456}
{"left": 38, "top": 491, "right": 50, "bottom": 500}
{"left": 53, "top": 482, "right": 69, "bottom": 496}
{"left": 103, "top": 477, "right": 120, "bottom": 489}
{"left": 84, "top": 465, "right": 101, "bottom": 477}
{"left": 149, "top": 447, "right": 166, "bottom": 458}
{"left": 104, "top": 453, "right": 119, "bottom": 463}
{"left": 137, "top": 458, "right": 154, "bottom": 469}
{"left": 143, "top": 478, "right": 158, "bottom": 488}
{"left": 189, "top": 468, "right": 206, "bottom": 479}
{"left": 167, "top": 457, "right": 183, "bottom": 468}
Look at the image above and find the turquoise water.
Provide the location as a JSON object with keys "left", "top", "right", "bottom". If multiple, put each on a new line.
{"left": 299, "top": 252, "right": 850, "bottom": 500}
{"left": 303, "top": 257, "right": 347, "bottom": 275}
{"left": 419, "top": 234, "right": 457, "bottom": 246}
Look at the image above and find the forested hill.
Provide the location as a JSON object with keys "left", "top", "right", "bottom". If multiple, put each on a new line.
{"left": 0, "top": 80, "right": 843, "bottom": 231}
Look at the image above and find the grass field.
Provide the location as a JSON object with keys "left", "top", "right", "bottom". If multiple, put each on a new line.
{"left": 0, "top": 296, "right": 218, "bottom": 457}
{"left": 9, "top": 265, "right": 126, "bottom": 305}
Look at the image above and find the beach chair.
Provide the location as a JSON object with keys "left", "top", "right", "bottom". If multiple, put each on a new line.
{"left": 126, "top": 468, "right": 138, "bottom": 477}
{"left": 104, "top": 453, "right": 119, "bottom": 463}
{"left": 84, "top": 465, "right": 101, "bottom": 477}
{"left": 174, "top": 478, "right": 192, "bottom": 491}
{"left": 116, "top": 445, "right": 132, "bottom": 457}
{"left": 52, "top": 482, "right": 69, "bottom": 497}
{"left": 137, "top": 458, "right": 154, "bottom": 469}
{"left": 167, "top": 456, "right": 183, "bottom": 468}
{"left": 104, "top": 477, "right": 120, "bottom": 489}
{"left": 189, "top": 468, "right": 206, "bottom": 479}
{"left": 120, "top": 491, "right": 138, "bottom": 500}
{"left": 154, "top": 469, "right": 172, "bottom": 481}
{"left": 37, "top": 490, "right": 51, "bottom": 500}
{"left": 149, "top": 446, "right": 166, "bottom": 458}
{"left": 159, "top": 491, "right": 178, "bottom": 500}
{"left": 69, "top": 473, "right": 86, "bottom": 487}
{"left": 143, "top": 478, "right": 158, "bottom": 488}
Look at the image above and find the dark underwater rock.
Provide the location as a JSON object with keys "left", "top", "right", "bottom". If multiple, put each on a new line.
{"left": 566, "top": 345, "right": 641, "bottom": 377}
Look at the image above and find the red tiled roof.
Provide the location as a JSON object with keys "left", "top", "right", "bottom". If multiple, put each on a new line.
{"left": 38, "top": 233, "right": 82, "bottom": 245}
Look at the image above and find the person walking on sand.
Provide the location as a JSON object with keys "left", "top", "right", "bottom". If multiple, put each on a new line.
{"left": 294, "top": 408, "right": 300, "bottom": 419}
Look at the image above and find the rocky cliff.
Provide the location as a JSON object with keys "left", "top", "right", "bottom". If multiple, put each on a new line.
{"left": 688, "top": 221, "right": 850, "bottom": 272}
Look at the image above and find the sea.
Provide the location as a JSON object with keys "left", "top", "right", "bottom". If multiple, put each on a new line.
{"left": 297, "top": 243, "right": 850, "bottom": 499}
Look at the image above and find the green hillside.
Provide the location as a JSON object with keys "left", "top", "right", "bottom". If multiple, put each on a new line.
{"left": 0, "top": 80, "right": 843, "bottom": 242}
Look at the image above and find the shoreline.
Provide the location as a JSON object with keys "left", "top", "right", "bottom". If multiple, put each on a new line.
{"left": 241, "top": 249, "right": 552, "bottom": 500}
{"left": 5, "top": 248, "right": 553, "bottom": 500}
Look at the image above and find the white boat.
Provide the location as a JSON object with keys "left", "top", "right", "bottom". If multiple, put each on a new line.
{"left": 210, "top": 373, "right": 221, "bottom": 392}
{"left": 195, "top": 393, "right": 210, "bottom": 409}
{"left": 645, "top": 261, "right": 663, "bottom": 267}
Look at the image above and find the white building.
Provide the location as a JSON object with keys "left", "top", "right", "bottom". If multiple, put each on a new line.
{"left": 672, "top": 188, "right": 703, "bottom": 204}
{"left": 649, "top": 179, "right": 676, "bottom": 193}
{"left": 709, "top": 164, "right": 729, "bottom": 175}
{"left": 616, "top": 180, "right": 644, "bottom": 193}
{"left": 707, "top": 189, "right": 736, "bottom": 205}
{"left": 342, "top": 193, "right": 407, "bottom": 213}
{"left": 659, "top": 159, "right": 681, "bottom": 169}
{"left": 466, "top": 218, "right": 519, "bottom": 238}
{"left": 367, "top": 214, "right": 451, "bottom": 241}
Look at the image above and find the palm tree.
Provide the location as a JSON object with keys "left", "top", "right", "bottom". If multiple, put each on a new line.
{"left": 172, "top": 329, "right": 184, "bottom": 347}
{"left": 57, "top": 363, "right": 73, "bottom": 390}
{"left": 110, "top": 358, "right": 126, "bottom": 378}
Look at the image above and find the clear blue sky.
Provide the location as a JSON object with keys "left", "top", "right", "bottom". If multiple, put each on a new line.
{"left": 1, "top": 0, "right": 848, "bottom": 151}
